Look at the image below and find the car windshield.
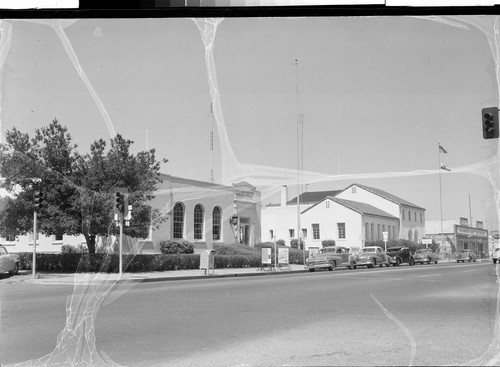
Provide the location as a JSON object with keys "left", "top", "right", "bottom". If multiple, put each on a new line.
{"left": 360, "top": 248, "right": 376, "bottom": 253}
{"left": 320, "top": 248, "right": 335, "bottom": 254}
{"left": 416, "top": 249, "right": 429, "bottom": 254}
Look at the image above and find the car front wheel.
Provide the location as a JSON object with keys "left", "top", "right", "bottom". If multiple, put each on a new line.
{"left": 328, "top": 262, "right": 335, "bottom": 271}
{"left": 9, "top": 263, "right": 19, "bottom": 275}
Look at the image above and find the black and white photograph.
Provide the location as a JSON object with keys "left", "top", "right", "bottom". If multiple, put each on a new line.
{"left": 0, "top": 2, "right": 499, "bottom": 366}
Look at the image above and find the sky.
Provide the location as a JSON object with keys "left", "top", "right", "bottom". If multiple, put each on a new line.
{"left": 0, "top": 14, "right": 499, "bottom": 230}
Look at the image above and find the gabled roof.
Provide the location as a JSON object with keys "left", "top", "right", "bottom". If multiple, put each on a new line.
{"left": 343, "top": 183, "right": 425, "bottom": 210}
{"left": 302, "top": 197, "right": 398, "bottom": 219}
{"left": 287, "top": 190, "right": 341, "bottom": 205}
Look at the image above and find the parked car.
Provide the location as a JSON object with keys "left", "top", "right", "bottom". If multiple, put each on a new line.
{"left": 386, "top": 246, "right": 415, "bottom": 266}
{"left": 492, "top": 247, "right": 500, "bottom": 264}
{"left": 354, "top": 246, "right": 391, "bottom": 268}
{"left": 0, "top": 245, "right": 19, "bottom": 275}
{"left": 456, "top": 250, "right": 477, "bottom": 263}
{"left": 306, "top": 246, "right": 356, "bottom": 272}
{"left": 413, "top": 248, "right": 439, "bottom": 265}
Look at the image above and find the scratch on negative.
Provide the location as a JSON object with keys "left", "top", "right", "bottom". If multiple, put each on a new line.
{"left": 370, "top": 292, "right": 417, "bottom": 367}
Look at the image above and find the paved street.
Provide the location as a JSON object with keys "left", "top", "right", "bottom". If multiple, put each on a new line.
{"left": 1, "top": 262, "right": 499, "bottom": 366}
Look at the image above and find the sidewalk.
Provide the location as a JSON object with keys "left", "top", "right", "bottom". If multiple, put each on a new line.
{"left": 3, "top": 264, "right": 308, "bottom": 285}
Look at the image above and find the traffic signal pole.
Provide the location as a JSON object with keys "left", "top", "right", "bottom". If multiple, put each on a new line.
{"left": 119, "top": 213, "right": 123, "bottom": 276}
{"left": 33, "top": 210, "right": 37, "bottom": 279}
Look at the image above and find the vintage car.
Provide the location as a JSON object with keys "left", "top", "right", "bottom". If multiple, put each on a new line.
{"left": 354, "top": 246, "right": 391, "bottom": 268}
{"left": 413, "top": 248, "right": 439, "bottom": 265}
{"left": 386, "top": 246, "right": 415, "bottom": 266}
{"left": 0, "top": 245, "right": 19, "bottom": 275}
{"left": 456, "top": 250, "right": 477, "bottom": 263}
{"left": 306, "top": 246, "right": 356, "bottom": 272}
{"left": 492, "top": 247, "right": 500, "bottom": 264}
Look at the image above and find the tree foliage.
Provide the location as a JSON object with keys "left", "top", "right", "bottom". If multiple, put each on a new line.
{"left": 0, "top": 119, "right": 167, "bottom": 253}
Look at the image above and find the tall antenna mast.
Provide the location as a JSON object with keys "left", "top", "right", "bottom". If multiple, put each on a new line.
{"left": 210, "top": 103, "right": 214, "bottom": 183}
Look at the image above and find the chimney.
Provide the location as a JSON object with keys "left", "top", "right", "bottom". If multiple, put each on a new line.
{"left": 281, "top": 185, "right": 288, "bottom": 207}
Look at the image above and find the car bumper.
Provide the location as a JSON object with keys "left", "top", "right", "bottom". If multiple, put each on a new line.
{"left": 354, "top": 259, "right": 374, "bottom": 266}
{"left": 306, "top": 263, "right": 333, "bottom": 270}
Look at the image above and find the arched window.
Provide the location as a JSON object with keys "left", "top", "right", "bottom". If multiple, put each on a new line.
{"left": 414, "top": 230, "right": 419, "bottom": 242}
{"left": 194, "top": 204, "right": 204, "bottom": 240}
{"left": 173, "top": 203, "right": 184, "bottom": 239}
{"left": 212, "top": 206, "right": 221, "bottom": 241}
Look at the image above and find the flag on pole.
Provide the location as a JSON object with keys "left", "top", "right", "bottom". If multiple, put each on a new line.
{"left": 439, "top": 144, "right": 447, "bottom": 154}
{"left": 440, "top": 163, "right": 451, "bottom": 171}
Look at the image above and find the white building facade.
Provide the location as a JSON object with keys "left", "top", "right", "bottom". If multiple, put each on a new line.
{"left": 261, "top": 183, "right": 425, "bottom": 250}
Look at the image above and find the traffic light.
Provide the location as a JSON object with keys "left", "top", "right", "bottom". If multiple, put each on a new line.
{"left": 33, "top": 191, "right": 44, "bottom": 211}
{"left": 114, "top": 192, "right": 124, "bottom": 215}
{"left": 482, "top": 107, "right": 499, "bottom": 139}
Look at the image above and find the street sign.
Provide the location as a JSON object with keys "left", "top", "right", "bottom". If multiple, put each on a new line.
{"left": 422, "top": 238, "right": 432, "bottom": 245}
{"left": 382, "top": 231, "right": 388, "bottom": 241}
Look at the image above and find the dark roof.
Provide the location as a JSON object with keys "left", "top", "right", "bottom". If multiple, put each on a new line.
{"left": 344, "top": 183, "right": 425, "bottom": 210}
{"left": 288, "top": 190, "right": 341, "bottom": 205}
{"left": 302, "top": 196, "right": 398, "bottom": 219}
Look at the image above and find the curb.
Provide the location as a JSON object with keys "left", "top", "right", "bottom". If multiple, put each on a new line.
{"left": 137, "top": 269, "right": 308, "bottom": 283}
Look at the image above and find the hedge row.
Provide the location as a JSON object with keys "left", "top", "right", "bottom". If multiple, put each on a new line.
{"left": 17, "top": 252, "right": 265, "bottom": 273}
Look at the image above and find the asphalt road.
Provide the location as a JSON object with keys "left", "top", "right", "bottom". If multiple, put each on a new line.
{"left": 1, "top": 262, "right": 499, "bottom": 366}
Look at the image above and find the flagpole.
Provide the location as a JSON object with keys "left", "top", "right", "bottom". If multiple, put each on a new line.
{"left": 438, "top": 142, "right": 443, "bottom": 236}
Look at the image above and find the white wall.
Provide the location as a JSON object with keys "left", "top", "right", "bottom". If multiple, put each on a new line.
{"left": 2, "top": 233, "right": 86, "bottom": 253}
{"left": 301, "top": 198, "right": 364, "bottom": 249}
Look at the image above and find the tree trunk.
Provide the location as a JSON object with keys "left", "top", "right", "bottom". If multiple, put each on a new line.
{"left": 84, "top": 233, "right": 97, "bottom": 254}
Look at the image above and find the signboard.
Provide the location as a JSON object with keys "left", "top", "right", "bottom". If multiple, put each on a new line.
{"left": 382, "top": 231, "right": 388, "bottom": 241}
{"left": 422, "top": 238, "right": 433, "bottom": 245}
{"left": 261, "top": 248, "right": 271, "bottom": 264}
{"left": 308, "top": 247, "right": 320, "bottom": 258}
{"left": 278, "top": 247, "right": 289, "bottom": 265}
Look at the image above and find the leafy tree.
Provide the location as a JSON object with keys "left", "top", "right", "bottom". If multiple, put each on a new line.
{"left": 0, "top": 119, "right": 167, "bottom": 253}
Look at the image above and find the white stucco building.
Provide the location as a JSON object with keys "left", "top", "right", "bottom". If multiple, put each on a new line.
{"left": 261, "top": 183, "right": 426, "bottom": 250}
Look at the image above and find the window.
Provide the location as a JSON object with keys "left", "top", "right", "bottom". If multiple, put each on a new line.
{"left": 194, "top": 204, "right": 204, "bottom": 240}
{"left": 402, "top": 210, "right": 405, "bottom": 220}
{"left": 302, "top": 228, "right": 307, "bottom": 240}
{"left": 54, "top": 233, "right": 63, "bottom": 242}
{"left": 420, "top": 213, "right": 423, "bottom": 223}
{"left": 371, "top": 223, "right": 374, "bottom": 240}
{"left": 289, "top": 229, "right": 295, "bottom": 238}
{"left": 337, "top": 223, "right": 346, "bottom": 239}
{"left": 414, "top": 212, "right": 417, "bottom": 221}
{"left": 325, "top": 200, "right": 330, "bottom": 208}
{"left": 352, "top": 186, "right": 356, "bottom": 193}
{"left": 212, "top": 206, "right": 221, "bottom": 241}
{"left": 408, "top": 229, "right": 412, "bottom": 240}
{"left": 269, "top": 229, "right": 274, "bottom": 240}
{"left": 312, "top": 224, "right": 320, "bottom": 240}
{"left": 365, "top": 223, "right": 369, "bottom": 240}
{"left": 408, "top": 210, "right": 411, "bottom": 221}
{"left": 173, "top": 203, "right": 184, "bottom": 239}
{"left": 5, "top": 233, "right": 16, "bottom": 242}
{"left": 377, "top": 224, "right": 381, "bottom": 239}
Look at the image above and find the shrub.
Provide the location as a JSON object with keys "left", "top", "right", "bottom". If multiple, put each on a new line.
{"left": 159, "top": 240, "right": 195, "bottom": 254}
{"left": 213, "top": 243, "right": 259, "bottom": 256}
{"left": 290, "top": 239, "right": 304, "bottom": 249}
{"left": 61, "top": 244, "right": 81, "bottom": 254}
{"left": 321, "top": 239, "right": 336, "bottom": 247}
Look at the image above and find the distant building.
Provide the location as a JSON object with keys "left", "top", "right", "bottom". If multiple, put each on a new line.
{"left": 261, "top": 183, "right": 425, "bottom": 250}
{"left": 1, "top": 174, "right": 261, "bottom": 253}
{"left": 336, "top": 183, "right": 426, "bottom": 242}
{"left": 425, "top": 217, "right": 489, "bottom": 256}
{"left": 301, "top": 196, "right": 399, "bottom": 250}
